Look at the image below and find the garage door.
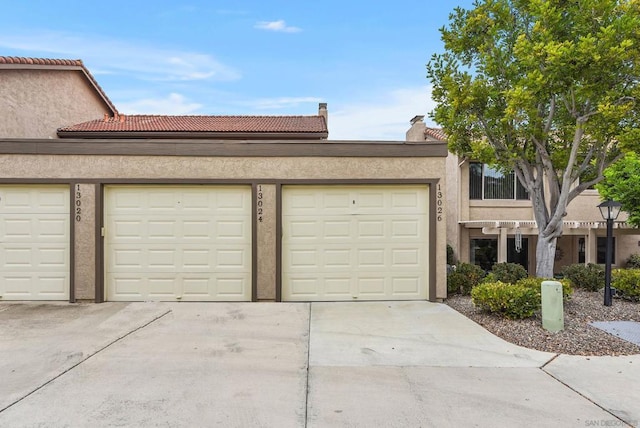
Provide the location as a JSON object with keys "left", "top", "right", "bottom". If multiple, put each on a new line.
{"left": 282, "top": 185, "right": 429, "bottom": 301}
{"left": 0, "top": 185, "right": 70, "bottom": 300}
{"left": 105, "top": 185, "right": 252, "bottom": 301}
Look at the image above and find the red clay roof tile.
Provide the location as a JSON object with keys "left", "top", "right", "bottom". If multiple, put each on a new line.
{"left": 424, "top": 127, "right": 446, "bottom": 141}
{"left": 59, "top": 114, "right": 328, "bottom": 134}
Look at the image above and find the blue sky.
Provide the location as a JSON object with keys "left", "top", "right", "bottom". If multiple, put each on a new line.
{"left": 0, "top": 1, "right": 475, "bottom": 140}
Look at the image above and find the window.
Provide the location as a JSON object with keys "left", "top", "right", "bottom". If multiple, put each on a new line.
{"left": 578, "top": 237, "right": 616, "bottom": 264}
{"left": 470, "top": 237, "right": 528, "bottom": 272}
{"left": 469, "top": 162, "right": 529, "bottom": 200}
{"left": 470, "top": 238, "right": 497, "bottom": 272}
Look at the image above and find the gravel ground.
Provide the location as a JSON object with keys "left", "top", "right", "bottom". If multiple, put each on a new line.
{"left": 446, "top": 289, "right": 640, "bottom": 356}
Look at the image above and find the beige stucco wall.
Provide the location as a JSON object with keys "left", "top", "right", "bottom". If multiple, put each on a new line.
{"left": 0, "top": 70, "right": 111, "bottom": 138}
{"left": 74, "top": 183, "right": 96, "bottom": 299}
{"left": 256, "top": 184, "right": 276, "bottom": 300}
{"left": 0, "top": 154, "right": 447, "bottom": 301}
{"left": 453, "top": 161, "right": 640, "bottom": 272}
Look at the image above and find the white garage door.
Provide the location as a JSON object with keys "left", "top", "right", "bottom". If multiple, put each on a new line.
{"left": 105, "top": 185, "right": 252, "bottom": 302}
{"left": 0, "top": 185, "right": 70, "bottom": 301}
{"left": 282, "top": 185, "right": 429, "bottom": 301}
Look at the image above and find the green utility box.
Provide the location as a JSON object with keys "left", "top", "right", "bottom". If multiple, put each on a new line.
{"left": 541, "top": 281, "right": 564, "bottom": 332}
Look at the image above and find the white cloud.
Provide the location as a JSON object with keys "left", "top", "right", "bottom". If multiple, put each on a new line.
{"left": 328, "top": 86, "right": 438, "bottom": 141}
{"left": 245, "top": 96, "right": 323, "bottom": 110}
{"left": 254, "top": 20, "right": 301, "bottom": 33}
{"left": 0, "top": 30, "right": 241, "bottom": 82}
{"left": 117, "top": 93, "right": 203, "bottom": 115}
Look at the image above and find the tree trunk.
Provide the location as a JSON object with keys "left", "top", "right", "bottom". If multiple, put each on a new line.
{"left": 535, "top": 234, "right": 557, "bottom": 279}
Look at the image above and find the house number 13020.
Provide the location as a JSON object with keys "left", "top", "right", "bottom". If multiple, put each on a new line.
{"left": 75, "top": 184, "right": 82, "bottom": 222}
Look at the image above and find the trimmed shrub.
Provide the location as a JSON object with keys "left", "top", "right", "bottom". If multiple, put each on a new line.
{"left": 490, "top": 262, "right": 528, "bottom": 284}
{"left": 625, "top": 254, "right": 640, "bottom": 269}
{"left": 561, "top": 263, "right": 605, "bottom": 292}
{"left": 446, "top": 244, "right": 457, "bottom": 266}
{"left": 612, "top": 269, "right": 640, "bottom": 302}
{"left": 515, "top": 277, "right": 573, "bottom": 301}
{"left": 471, "top": 281, "right": 540, "bottom": 319}
{"left": 447, "top": 262, "right": 486, "bottom": 295}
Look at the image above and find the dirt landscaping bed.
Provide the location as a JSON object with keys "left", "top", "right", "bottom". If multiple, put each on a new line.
{"left": 446, "top": 289, "right": 640, "bottom": 356}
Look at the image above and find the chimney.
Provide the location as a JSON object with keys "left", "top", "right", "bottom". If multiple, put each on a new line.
{"left": 318, "top": 102, "right": 328, "bottom": 127}
{"left": 406, "top": 115, "right": 426, "bottom": 141}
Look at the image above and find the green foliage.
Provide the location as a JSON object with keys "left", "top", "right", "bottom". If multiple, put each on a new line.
{"left": 427, "top": 0, "right": 640, "bottom": 278}
{"left": 596, "top": 153, "right": 640, "bottom": 227}
{"left": 490, "top": 262, "right": 528, "bottom": 284}
{"left": 561, "top": 264, "right": 605, "bottom": 292}
{"left": 447, "top": 262, "right": 486, "bottom": 295}
{"left": 471, "top": 281, "right": 540, "bottom": 319}
{"left": 515, "top": 277, "right": 573, "bottom": 302}
{"left": 612, "top": 269, "right": 640, "bottom": 301}
{"left": 625, "top": 254, "right": 640, "bottom": 269}
{"left": 446, "top": 244, "right": 457, "bottom": 265}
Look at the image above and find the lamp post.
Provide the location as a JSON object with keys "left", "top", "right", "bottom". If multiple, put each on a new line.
{"left": 597, "top": 199, "right": 622, "bottom": 306}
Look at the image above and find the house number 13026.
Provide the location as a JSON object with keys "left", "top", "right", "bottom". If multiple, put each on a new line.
{"left": 75, "top": 184, "right": 82, "bottom": 222}
{"left": 436, "top": 184, "right": 443, "bottom": 222}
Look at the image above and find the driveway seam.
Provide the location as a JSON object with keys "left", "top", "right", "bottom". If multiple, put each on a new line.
{"left": 0, "top": 308, "right": 171, "bottom": 414}
{"left": 305, "top": 303, "right": 312, "bottom": 428}
{"left": 540, "top": 366, "right": 629, "bottom": 426}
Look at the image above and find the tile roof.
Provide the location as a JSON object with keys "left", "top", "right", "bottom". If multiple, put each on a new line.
{"left": 424, "top": 127, "right": 447, "bottom": 141}
{"left": 60, "top": 114, "right": 327, "bottom": 133}
{"left": 0, "top": 56, "right": 118, "bottom": 115}
{"left": 58, "top": 114, "right": 328, "bottom": 137}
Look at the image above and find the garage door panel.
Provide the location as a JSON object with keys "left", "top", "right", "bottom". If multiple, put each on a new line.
{"left": 106, "top": 185, "right": 251, "bottom": 301}
{"left": 2, "top": 274, "right": 68, "bottom": 299}
{"left": 212, "top": 275, "right": 250, "bottom": 297}
{"left": 285, "top": 216, "right": 426, "bottom": 243}
{"left": 216, "top": 248, "right": 249, "bottom": 269}
{"left": 323, "top": 221, "right": 351, "bottom": 239}
{"left": 216, "top": 220, "right": 248, "bottom": 240}
{"left": 282, "top": 185, "right": 428, "bottom": 301}
{"left": 0, "top": 244, "right": 69, "bottom": 270}
{"left": 147, "top": 278, "right": 176, "bottom": 298}
{"left": 357, "top": 277, "right": 386, "bottom": 296}
{"left": 357, "top": 249, "right": 386, "bottom": 268}
{"left": 0, "top": 188, "right": 68, "bottom": 214}
{"left": 391, "top": 219, "right": 421, "bottom": 238}
{"left": 324, "top": 277, "right": 352, "bottom": 296}
{"left": 391, "top": 248, "right": 421, "bottom": 267}
{"left": 392, "top": 277, "right": 422, "bottom": 295}
{"left": 1, "top": 216, "right": 69, "bottom": 242}
{"left": 324, "top": 249, "right": 351, "bottom": 268}
{"left": 289, "top": 220, "right": 319, "bottom": 239}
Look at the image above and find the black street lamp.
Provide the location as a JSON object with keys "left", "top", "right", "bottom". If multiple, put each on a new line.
{"left": 597, "top": 199, "right": 622, "bottom": 306}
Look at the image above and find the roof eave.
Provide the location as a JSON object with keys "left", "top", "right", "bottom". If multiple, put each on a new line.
{"left": 56, "top": 130, "right": 329, "bottom": 140}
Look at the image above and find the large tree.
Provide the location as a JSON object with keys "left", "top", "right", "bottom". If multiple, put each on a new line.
{"left": 428, "top": 0, "right": 640, "bottom": 278}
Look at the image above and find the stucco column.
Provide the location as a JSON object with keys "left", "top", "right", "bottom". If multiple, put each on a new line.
{"left": 498, "top": 228, "right": 508, "bottom": 263}
{"left": 256, "top": 184, "right": 276, "bottom": 300}
{"left": 74, "top": 183, "right": 96, "bottom": 300}
{"left": 587, "top": 228, "right": 598, "bottom": 264}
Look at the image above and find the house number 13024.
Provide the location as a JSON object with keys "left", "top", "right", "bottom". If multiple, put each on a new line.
{"left": 75, "top": 184, "right": 82, "bottom": 222}
{"left": 257, "top": 185, "right": 264, "bottom": 223}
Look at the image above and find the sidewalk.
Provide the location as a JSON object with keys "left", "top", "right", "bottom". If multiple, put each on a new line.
{"left": 0, "top": 301, "right": 637, "bottom": 427}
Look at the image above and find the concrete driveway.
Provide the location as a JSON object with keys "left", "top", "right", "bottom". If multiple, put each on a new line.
{"left": 0, "top": 301, "right": 637, "bottom": 427}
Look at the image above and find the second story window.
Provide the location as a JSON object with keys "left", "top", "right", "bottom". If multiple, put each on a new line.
{"left": 469, "top": 162, "right": 529, "bottom": 200}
